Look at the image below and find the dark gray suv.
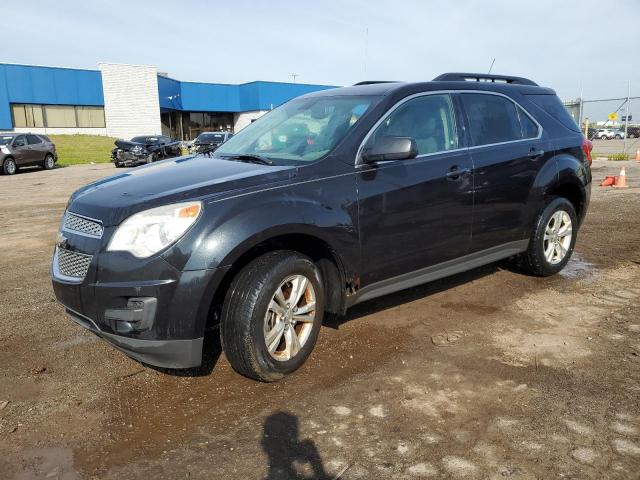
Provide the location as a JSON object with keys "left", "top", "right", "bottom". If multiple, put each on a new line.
{"left": 0, "top": 133, "right": 57, "bottom": 175}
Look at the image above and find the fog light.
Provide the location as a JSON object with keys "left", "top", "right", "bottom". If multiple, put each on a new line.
{"left": 105, "top": 297, "right": 157, "bottom": 333}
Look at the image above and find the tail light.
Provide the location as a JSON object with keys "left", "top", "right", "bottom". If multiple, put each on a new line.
{"left": 582, "top": 138, "right": 593, "bottom": 166}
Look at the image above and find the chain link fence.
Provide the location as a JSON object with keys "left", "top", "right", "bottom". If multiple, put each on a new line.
{"left": 563, "top": 95, "right": 640, "bottom": 158}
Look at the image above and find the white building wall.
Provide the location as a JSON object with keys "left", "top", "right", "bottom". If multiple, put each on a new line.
{"left": 99, "top": 63, "right": 161, "bottom": 139}
{"left": 233, "top": 110, "right": 269, "bottom": 132}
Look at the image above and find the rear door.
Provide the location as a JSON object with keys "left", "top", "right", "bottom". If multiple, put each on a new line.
{"left": 26, "top": 134, "right": 46, "bottom": 163}
{"left": 458, "top": 92, "right": 550, "bottom": 252}
{"left": 356, "top": 93, "right": 474, "bottom": 286}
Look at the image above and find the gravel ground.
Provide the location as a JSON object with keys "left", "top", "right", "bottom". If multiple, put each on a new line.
{"left": 1, "top": 160, "right": 639, "bottom": 479}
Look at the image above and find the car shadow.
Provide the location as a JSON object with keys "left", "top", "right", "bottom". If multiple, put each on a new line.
{"left": 261, "top": 411, "right": 330, "bottom": 480}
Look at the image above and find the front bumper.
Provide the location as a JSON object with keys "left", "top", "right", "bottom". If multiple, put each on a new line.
{"left": 52, "top": 248, "right": 228, "bottom": 369}
{"left": 112, "top": 151, "right": 151, "bottom": 166}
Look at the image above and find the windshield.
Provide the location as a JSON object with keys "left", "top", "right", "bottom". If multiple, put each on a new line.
{"left": 215, "top": 95, "right": 376, "bottom": 164}
{"left": 197, "top": 133, "right": 226, "bottom": 142}
{"left": 0, "top": 136, "right": 14, "bottom": 145}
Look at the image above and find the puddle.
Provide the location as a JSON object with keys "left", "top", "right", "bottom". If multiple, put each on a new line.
{"left": 559, "top": 253, "right": 598, "bottom": 281}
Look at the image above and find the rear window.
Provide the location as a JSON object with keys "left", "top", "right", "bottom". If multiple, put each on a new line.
{"left": 525, "top": 94, "right": 581, "bottom": 132}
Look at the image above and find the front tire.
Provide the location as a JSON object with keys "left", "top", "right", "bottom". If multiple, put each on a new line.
{"left": 519, "top": 197, "right": 578, "bottom": 276}
{"left": 2, "top": 158, "right": 17, "bottom": 175}
{"left": 221, "top": 251, "right": 325, "bottom": 382}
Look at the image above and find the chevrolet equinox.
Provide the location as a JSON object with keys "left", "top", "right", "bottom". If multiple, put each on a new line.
{"left": 51, "top": 73, "right": 592, "bottom": 381}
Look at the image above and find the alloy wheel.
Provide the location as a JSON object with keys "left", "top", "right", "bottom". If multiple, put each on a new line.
{"left": 263, "top": 274, "right": 316, "bottom": 361}
{"left": 543, "top": 210, "right": 572, "bottom": 265}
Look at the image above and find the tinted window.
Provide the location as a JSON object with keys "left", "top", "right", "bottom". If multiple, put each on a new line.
{"left": 525, "top": 94, "right": 580, "bottom": 132}
{"left": 517, "top": 106, "right": 539, "bottom": 139}
{"left": 369, "top": 94, "right": 458, "bottom": 155}
{"left": 461, "top": 93, "right": 522, "bottom": 146}
{"left": 13, "top": 135, "right": 27, "bottom": 147}
{"left": 27, "top": 134, "right": 42, "bottom": 145}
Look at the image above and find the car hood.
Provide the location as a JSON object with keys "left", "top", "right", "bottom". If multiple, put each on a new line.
{"left": 68, "top": 155, "right": 295, "bottom": 226}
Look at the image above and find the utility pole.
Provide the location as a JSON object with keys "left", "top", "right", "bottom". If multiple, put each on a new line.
{"left": 364, "top": 27, "right": 369, "bottom": 77}
{"left": 624, "top": 80, "right": 630, "bottom": 154}
{"left": 290, "top": 73, "right": 299, "bottom": 83}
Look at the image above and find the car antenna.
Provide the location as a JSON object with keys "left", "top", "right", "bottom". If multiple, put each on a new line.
{"left": 488, "top": 58, "right": 496, "bottom": 74}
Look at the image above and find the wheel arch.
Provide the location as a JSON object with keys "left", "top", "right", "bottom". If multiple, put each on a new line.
{"left": 200, "top": 229, "right": 349, "bottom": 334}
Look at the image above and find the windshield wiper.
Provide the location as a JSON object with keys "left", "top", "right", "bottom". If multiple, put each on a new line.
{"left": 217, "top": 154, "right": 274, "bottom": 165}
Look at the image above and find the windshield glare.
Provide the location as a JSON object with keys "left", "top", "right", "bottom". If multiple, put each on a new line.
{"left": 215, "top": 95, "right": 376, "bottom": 164}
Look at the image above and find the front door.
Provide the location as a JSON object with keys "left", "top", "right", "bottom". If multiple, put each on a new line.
{"left": 356, "top": 93, "right": 474, "bottom": 287}
{"left": 11, "top": 135, "right": 32, "bottom": 165}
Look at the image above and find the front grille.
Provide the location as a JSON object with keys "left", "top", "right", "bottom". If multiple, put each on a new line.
{"left": 63, "top": 212, "right": 103, "bottom": 238}
{"left": 57, "top": 248, "right": 92, "bottom": 279}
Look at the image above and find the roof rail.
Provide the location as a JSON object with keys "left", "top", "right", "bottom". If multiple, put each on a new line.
{"left": 353, "top": 81, "right": 400, "bottom": 86}
{"left": 433, "top": 72, "right": 538, "bottom": 86}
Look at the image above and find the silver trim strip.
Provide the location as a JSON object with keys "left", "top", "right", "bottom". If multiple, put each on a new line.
{"left": 355, "top": 89, "right": 543, "bottom": 165}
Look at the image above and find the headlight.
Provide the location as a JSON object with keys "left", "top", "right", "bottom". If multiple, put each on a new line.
{"left": 132, "top": 146, "right": 144, "bottom": 154}
{"left": 107, "top": 201, "right": 202, "bottom": 258}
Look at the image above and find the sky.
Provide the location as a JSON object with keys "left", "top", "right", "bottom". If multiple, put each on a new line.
{"left": 5, "top": 0, "right": 640, "bottom": 121}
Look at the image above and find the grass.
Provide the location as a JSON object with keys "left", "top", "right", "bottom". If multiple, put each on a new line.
{"left": 50, "top": 134, "right": 116, "bottom": 166}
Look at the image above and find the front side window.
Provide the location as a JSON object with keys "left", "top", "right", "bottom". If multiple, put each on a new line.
{"left": 367, "top": 94, "right": 458, "bottom": 155}
{"left": 215, "top": 95, "right": 376, "bottom": 164}
{"left": 14, "top": 135, "right": 27, "bottom": 147}
{"left": 461, "top": 93, "right": 524, "bottom": 146}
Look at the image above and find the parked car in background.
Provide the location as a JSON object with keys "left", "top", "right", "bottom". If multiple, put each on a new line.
{"left": 52, "top": 73, "right": 591, "bottom": 381}
{"left": 189, "top": 131, "right": 234, "bottom": 155}
{"left": 595, "top": 128, "right": 625, "bottom": 140}
{"left": 112, "top": 135, "right": 181, "bottom": 167}
{"left": 1, "top": 133, "right": 57, "bottom": 175}
{"left": 626, "top": 126, "right": 640, "bottom": 138}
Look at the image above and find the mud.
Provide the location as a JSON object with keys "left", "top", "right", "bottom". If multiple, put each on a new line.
{"left": 1, "top": 160, "right": 639, "bottom": 479}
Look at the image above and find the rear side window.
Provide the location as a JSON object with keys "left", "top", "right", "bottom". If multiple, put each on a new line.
{"left": 525, "top": 94, "right": 580, "bottom": 132}
{"left": 27, "top": 134, "right": 42, "bottom": 145}
{"left": 460, "top": 93, "right": 523, "bottom": 146}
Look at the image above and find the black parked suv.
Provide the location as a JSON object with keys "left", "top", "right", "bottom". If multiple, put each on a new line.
{"left": 190, "top": 131, "right": 234, "bottom": 155}
{"left": 52, "top": 73, "right": 592, "bottom": 381}
{"left": 1, "top": 133, "right": 57, "bottom": 175}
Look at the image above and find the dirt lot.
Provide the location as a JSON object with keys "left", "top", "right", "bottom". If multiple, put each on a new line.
{"left": 1, "top": 160, "right": 639, "bottom": 479}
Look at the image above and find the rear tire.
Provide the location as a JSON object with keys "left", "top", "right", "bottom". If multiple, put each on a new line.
{"left": 2, "top": 158, "right": 17, "bottom": 175}
{"left": 519, "top": 197, "right": 578, "bottom": 277}
{"left": 43, "top": 154, "right": 55, "bottom": 170}
{"left": 220, "top": 250, "right": 325, "bottom": 382}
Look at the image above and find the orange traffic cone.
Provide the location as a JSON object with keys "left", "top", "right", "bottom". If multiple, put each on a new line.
{"left": 636, "top": 149, "right": 640, "bottom": 161}
{"left": 613, "top": 167, "right": 628, "bottom": 188}
{"left": 600, "top": 175, "right": 615, "bottom": 187}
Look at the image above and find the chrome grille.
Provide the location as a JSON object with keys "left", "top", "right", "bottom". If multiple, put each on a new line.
{"left": 57, "top": 248, "right": 92, "bottom": 279}
{"left": 63, "top": 212, "right": 103, "bottom": 238}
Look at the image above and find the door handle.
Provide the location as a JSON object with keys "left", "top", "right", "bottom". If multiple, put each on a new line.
{"left": 528, "top": 147, "right": 544, "bottom": 159}
{"left": 446, "top": 166, "right": 471, "bottom": 180}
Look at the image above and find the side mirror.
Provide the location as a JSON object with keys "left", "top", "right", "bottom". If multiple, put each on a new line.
{"left": 361, "top": 136, "right": 418, "bottom": 163}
